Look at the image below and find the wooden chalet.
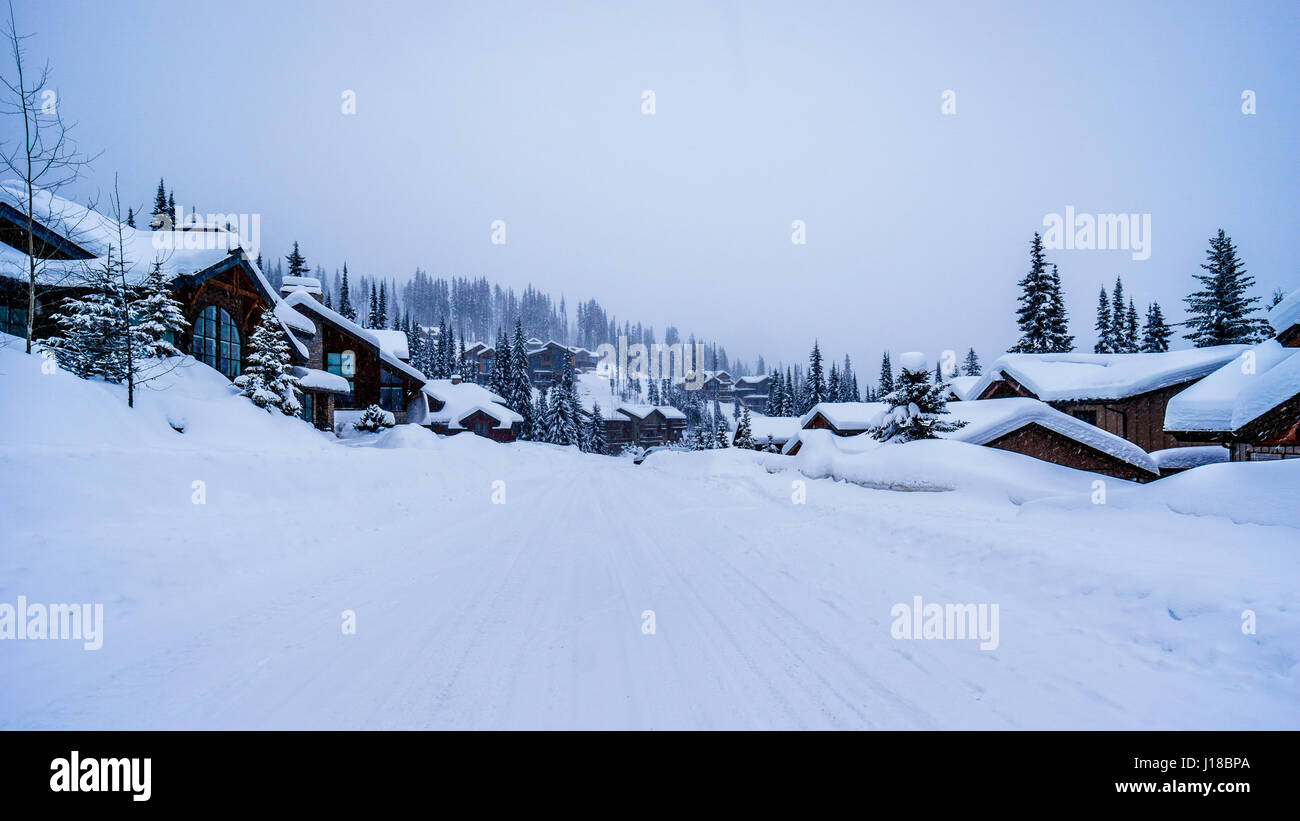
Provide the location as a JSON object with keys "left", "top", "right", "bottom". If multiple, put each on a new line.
{"left": 1164, "top": 298, "right": 1300, "bottom": 462}
{"left": 416, "top": 377, "right": 522, "bottom": 442}
{"left": 732, "top": 375, "right": 771, "bottom": 411}
{"left": 601, "top": 405, "right": 687, "bottom": 453}
{"left": 525, "top": 340, "right": 576, "bottom": 389}
{"left": 969, "top": 348, "right": 1246, "bottom": 452}
{"left": 281, "top": 290, "right": 427, "bottom": 431}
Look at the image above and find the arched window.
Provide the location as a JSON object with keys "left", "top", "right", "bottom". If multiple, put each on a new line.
{"left": 191, "top": 305, "right": 241, "bottom": 378}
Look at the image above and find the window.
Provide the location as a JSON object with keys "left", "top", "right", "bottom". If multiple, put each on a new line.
{"left": 379, "top": 367, "right": 404, "bottom": 412}
{"left": 327, "top": 352, "right": 354, "bottom": 409}
{"left": 300, "top": 392, "right": 314, "bottom": 426}
{"left": 1071, "top": 409, "right": 1097, "bottom": 426}
{"left": 0, "top": 302, "right": 27, "bottom": 338}
{"left": 472, "top": 419, "right": 492, "bottom": 437}
{"left": 191, "top": 305, "right": 241, "bottom": 378}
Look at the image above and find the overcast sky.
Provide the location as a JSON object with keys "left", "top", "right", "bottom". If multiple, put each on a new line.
{"left": 13, "top": 0, "right": 1300, "bottom": 372}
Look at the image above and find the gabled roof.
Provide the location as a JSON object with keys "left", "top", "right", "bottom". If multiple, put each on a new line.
{"left": 617, "top": 404, "right": 687, "bottom": 421}
{"left": 969, "top": 347, "right": 1248, "bottom": 402}
{"left": 370, "top": 329, "right": 410, "bottom": 361}
{"left": 740, "top": 414, "right": 800, "bottom": 444}
{"left": 800, "top": 401, "right": 888, "bottom": 430}
{"left": 946, "top": 375, "right": 980, "bottom": 401}
{"left": 421, "top": 379, "right": 522, "bottom": 430}
{"left": 1267, "top": 286, "right": 1300, "bottom": 339}
{"left": 283, "top": 290, "right": 427, "bottom": 384}
{"left": 944, "top": 398, "right": 1158, "bottom": 474}
{"left": 1164, "top": 341, "right": 1300, "bottom": 432}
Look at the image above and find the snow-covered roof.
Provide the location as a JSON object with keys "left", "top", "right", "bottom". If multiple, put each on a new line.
{"left": 742, "top": 414, "right": 800, "bottom": 444}
{"left": 283, "top": 291, "right": 427, "bottom": 384}
{"left": 799, "top": 402, "right": 888, "bottom": 431}
{"left": 1164, "top": 341, "right": 1300, "bottom": 432}
{"left": 735, "top": 375, "right": 770, "bottom": 385}
{"left": 1267, "top": 286, "right": 1300, "bottom": 337}
{"left": 421, "top": 379, "right": 522, "bottom": 430}
{"left": 280, "top": 275, "right": 321, "bottom": 295}
{"left": 290, "top": 366, "right": 350, "bottom": 395}
{"left": 370, "top": 329, "right": 410, "bottom": 361}
{"left": 947, "top": 375, "right": 980, "bottom": 401}
{"left": 617, "top": 404, "right": 687, "bottom": 421}
{"left": 968, "top": 347, "right": 1248, "bottom": 402}
{"left": 1149, "top": 445, "right": 1229, "bottom": 470}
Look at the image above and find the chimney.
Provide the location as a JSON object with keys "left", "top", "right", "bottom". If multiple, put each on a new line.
{"left": 280, "top": 276, "right": 323, "bottom": 302}
{"left": 451, "top": 374, "right": 462, "bottom": 385}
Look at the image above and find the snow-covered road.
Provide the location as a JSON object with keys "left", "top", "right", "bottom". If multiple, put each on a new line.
{"left": 3, "top": 426, "right": 1297, "bottom": 729}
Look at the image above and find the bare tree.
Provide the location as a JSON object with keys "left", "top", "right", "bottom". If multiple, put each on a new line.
{"left": 0, "top": 0, "right": 98, "bottom": 353}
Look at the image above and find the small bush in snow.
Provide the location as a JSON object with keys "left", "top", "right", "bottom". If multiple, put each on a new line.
{"left": 353, "top": 404, "right": 394, "bottom": 432}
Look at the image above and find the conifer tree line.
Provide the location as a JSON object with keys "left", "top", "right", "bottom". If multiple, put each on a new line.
{"left": 1009, "top": 228, "right": 1274, "bottom": 354}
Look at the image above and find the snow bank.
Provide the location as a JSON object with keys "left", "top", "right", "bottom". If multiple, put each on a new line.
{"left": 1026, "top": 458, "right": 1300, "bottom": 529}
{"left": 1149, "top": 445, "right": 1228, "bottom": 471}
{"left": 370, "top": 424, "right": 440, "bottom": 449}
{"left": 781, "top": 428, "right": 1124, "bottom": 502}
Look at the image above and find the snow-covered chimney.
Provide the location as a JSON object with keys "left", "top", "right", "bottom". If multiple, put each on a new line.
{"left": 280, "top": 276, "right": 323, "bottom": 302}
{"left": 451, "top": 374, "right": 463, "bottom": 385}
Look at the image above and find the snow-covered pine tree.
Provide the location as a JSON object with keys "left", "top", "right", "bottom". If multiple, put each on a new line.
{"left": 150, "top": 179, "right": 168, "bottom": 229}
{"left": 1093, "top": 287, "right": 1112, "bottom": 353}
{"left": 1271, "top": 288, "right": 1288, "bottom": 308}
{"left": 354, "top": 404, "right": 393, "bottom": 432}
{"left": 377, "top": 282, "right": 388, "bottom": 330}
{"left": 234, "top": 309, "right": 302, "bottom": 415}
{"left": 1010, "top": 233, "right": 1057, "bottom": 353}
{"left": 962, "top": 347, "right": 981, "bottom": 376}
{"left": 735, "top": 406, "right": 754, "bottom": 449}
{"left": 827, "top": 361, "right": 840, "bottom": 401}
{"left": 1183, "top": 230, "right": 1272, "bottom": 346}
{"left": 804, "top": 341, "right": 826, "bottom": 412}
{"left": 1124, "top": 299, "right": 1140, "bottom": 353}
{"left": 285, "top": 242, "right": 308, "bottom": 279}
{"left": 47, "top": 252, "right": 128, "bottom": 380}
{"left": 1045, "top": 264, "right": 1074, "bottom": 352}
{"left": 879, "top": 352, "right": 894, "bottom": 396}
{"left": 764, "top": 370, "right": 780, "bottom": 415}
{"left": 588, "top": 403, "right": 608, "bottom": 454}
{"left": 1141, "top": 302, "right": 1172, "bottom": 353}
{"left": 509, "top": 319, "right": 536, "bottom": 438}
{"left": 715, "top": 414, "right": 729, "bottom": 448}
{"left": 933, "top": 361, "right": 942, "bottom": 384}
{"left": 1108, "top": 276, "right": 1128, "bottom": 352}
{"left": 870, "top": 352, "right": 966, "bottom": 442}
{"left": 338, "top": 264, "right": 356, "bottom": 321}
{"left": 131, "top": 262, "right": 188, "bottom": 360}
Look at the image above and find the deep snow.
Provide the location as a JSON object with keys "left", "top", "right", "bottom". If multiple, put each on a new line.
{"left": 1, "top": 337, "right": 1297, "bottom": 729}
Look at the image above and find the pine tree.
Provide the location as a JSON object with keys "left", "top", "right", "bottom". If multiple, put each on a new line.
{"left": 1045, "top": 264, "right": 1074, "bottom": 352}
{"left": 131, "top": 262, "right": 189, "bottom": 359}
{"left": 1093, "top": 287, "right": 1112, "bottom": 353}
{"left": 1124, "top": 299, "right": 1140, "bottom": 353}
{"left": 509, "top": 319, "right": 536, "bottom": 438}
{"left": 588, "top": 403, "right": 608, "bottom": 454}
{"left": 47, "top": 253, "right": 129, "bottom": 380}
{"left": 962, "top": 347, "right": 981, "bottom": 376}
{"left": 150, "top": 179, "right": 168, "bottom": 229}
{"left": 166, "top": 192, "right": 175, "bottom": 226}
{"left": 765, "top": 369, "right": 781, "bottom": 415}
{"left": 1010, "top": 232, "right": 1058, "bottom": 353}
{"left": 933, "top": 361, "right": 942, "bottom": 384}
{"left": 1141, "top": 302, "right": 1172, "bottom": 353}
{"left": 1183, "top": 230, "right": 1272, "bottom": 346}
{"left": 735, "top": 406, "right": 754, "bottom": 449}
{"left": 804, "top": 341, "right": 826, "bottom": 412}
{"left": 285, "top": 241, "right": 308, "bottom": 278}
{"left": 377, "top": 282, "right": 388, "bottom": 330}
{"left": 338, "top": 264, "right": 356, "bottom": 321}
{"left": 367, "top": 283, "right": 379, "bottom": 329}
{"left": 714, "top": 414, "right": 729, "bottom": 448}
{"left": 354, "top": 404, "right": 394, "bottom": 432}
{"left": 1271, "top": 288, "right": 1288, "bottom": 308}
{"left": 783, "top": 366, "right": 796, "bottom": 416}
{"left": 879, "top": 352, "right": 894, "bottom": 396}
{"left": 234, "top": 309, "right": 302, "bottom": 415}
{"left": 871, "top": 353, "right": 966, "bottom": 442}
{"left": 126, "top": 208, "right": 135, "bottom": 228}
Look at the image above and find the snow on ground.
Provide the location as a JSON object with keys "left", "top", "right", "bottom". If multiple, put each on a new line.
{"left": 1, "top": 339, "right": 1297, "bottom": 729}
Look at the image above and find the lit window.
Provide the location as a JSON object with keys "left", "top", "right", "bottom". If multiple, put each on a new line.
{"left": 326, "top": 352, "right": 354, "bottom": 409}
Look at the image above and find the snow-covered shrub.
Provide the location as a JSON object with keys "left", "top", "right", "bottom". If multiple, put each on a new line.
{"left": 353, "top": 404, "right": 394, "bottom": 432}
{"left": 871, "top": 351, "right": 965, "bottom": 442}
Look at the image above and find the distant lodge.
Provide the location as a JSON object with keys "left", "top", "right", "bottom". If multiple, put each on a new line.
{"left": 3, "top": 182, "right": 1299, "bottom": 472}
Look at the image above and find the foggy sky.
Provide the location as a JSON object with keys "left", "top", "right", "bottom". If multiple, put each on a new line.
{"left": 13, "top": 0, "right": 1300, "bottom": 373}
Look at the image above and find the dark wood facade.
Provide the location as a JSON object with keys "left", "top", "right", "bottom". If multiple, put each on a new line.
{"left": 983, "top": 423, "right": 1156, "bottom": 481}
{"left": 602, "top": 408, "right": 686, "bottom": 453}
{"left": 978, "top": 370, "right": 1200, "bottom": 453}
